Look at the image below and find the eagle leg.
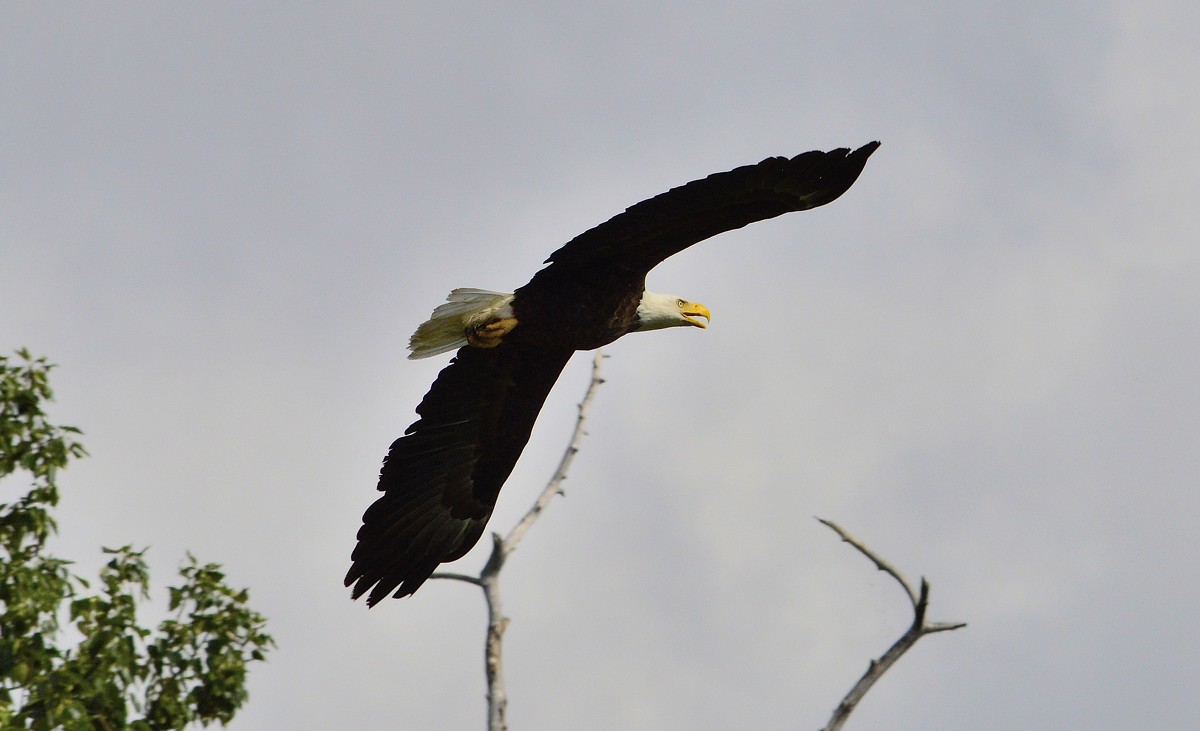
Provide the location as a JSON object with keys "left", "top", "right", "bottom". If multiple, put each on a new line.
{"left": 466, "top": 317, "right": 518, "bottom": 349}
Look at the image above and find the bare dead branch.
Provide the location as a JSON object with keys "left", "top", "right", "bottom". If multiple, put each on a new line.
{"left": 480, "top": 534, "right": 508, "bottom": 731}
{"left": 431, "top": 364, "right": 961, "bottom": 731}
{"left": 431, "top": 572, "right": 482, "bottom": 586}
{"left": 817, "top": 518, "right": 967, "bottom": 731}
{"left": 502, "top": 351, "right": 606, "bottom": 557}
{"left": 431, "top": 351, "right": 607, "bottom": 731}
{"left": 816, "top": 517, "right": 919, "bottom": 608}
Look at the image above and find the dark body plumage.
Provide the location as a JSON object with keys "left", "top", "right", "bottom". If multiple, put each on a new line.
{"left": 347, "top": 143, "right": 880, "bottom": 605}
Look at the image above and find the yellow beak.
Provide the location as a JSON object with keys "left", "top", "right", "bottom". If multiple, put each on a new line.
{"left": 681, "top": 301, "right": 711, "bottom": 329}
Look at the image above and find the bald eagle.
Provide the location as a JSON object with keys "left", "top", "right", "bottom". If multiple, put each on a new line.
{"left": 347, "top": 142, "right": 880, "bottom": 605}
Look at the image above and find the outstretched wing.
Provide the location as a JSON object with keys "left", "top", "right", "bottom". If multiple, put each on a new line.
{"left": 350, "top": 143, "right": 878, "bottom": 604}
{"left": 529, "top": 142, "right": 880, "bottom": 283}
{"left": 346, "top": 342, "right": 574, "bottom": 605}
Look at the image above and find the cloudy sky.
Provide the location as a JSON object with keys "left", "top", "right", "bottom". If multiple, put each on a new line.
{"left": 3, "top": 3, "right": 1197, "bottom": 729}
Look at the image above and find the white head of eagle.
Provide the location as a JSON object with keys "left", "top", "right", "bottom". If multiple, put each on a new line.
{"left": 633, "top": 291, "right": 711, "bottom": 332}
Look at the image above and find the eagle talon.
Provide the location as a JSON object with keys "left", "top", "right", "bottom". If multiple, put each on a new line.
{"left": 466, "top": 316, "right": 519, "bottom": 348}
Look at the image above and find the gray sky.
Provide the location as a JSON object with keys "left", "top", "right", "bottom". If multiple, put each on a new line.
{"left": 3, "top": 3, "right": 1198, "bottom": 729}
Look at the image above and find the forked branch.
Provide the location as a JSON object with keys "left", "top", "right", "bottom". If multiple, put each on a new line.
{"left": 816, "top": 518, "right": 967, "bottom": 731}
{"left": 433, "top": 351, "right": 607, "bottom": 731}
{"left": 430, "top": 360, "right": 963, "bottom": 731}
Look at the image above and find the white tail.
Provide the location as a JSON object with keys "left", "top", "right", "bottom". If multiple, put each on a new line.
{"left": 407, "top": 288, "right": 515, "bottom": 359}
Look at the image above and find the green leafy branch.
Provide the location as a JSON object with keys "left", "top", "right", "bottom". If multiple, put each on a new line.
{"left": 0, "top": 350, "right": 274, "bottom": 730}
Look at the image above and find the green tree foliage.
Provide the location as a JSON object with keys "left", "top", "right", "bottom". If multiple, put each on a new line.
{"left": 0, "top": 350, "right": 274, "bottom": 730}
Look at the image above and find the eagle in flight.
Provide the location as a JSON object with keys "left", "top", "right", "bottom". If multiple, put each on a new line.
{"left": 347, "top": 142, "right": 880, "bottom": 605}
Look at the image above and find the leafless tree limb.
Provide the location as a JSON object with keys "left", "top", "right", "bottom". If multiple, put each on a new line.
{"left": 432, "top": 351, "right": 607, "bottom": 731}
{"left": 816, "top": 518, "right": 967, "bottom": 731}
{"left": 430, "top": 572, "right": 481, "bottom": 586}
{"left": 427, "top": 359, "right": 961, "bottom": 731}
{"left": 500, "top": 352, "right": 605, "bottom": 556}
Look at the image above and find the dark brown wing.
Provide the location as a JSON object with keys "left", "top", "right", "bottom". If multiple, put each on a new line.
{"left": 528, "top": 142, "right": 880, "bottom": 284}
{"left": 346, "top": 342, "right": 573, "bottom": 605}
{"left": 350, "top": 143, "right": 878, "bottom": 604}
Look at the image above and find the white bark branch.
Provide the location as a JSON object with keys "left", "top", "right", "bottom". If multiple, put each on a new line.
{"left": 816, "top": 518, "right": 967, "bottom": 731}
{"left": 431, "top": 363, "right": 962, "bottom": 731}
{"left": 501, "top": 351, "right": 606, "bottom": 557}
{"left": 432, "top": 351, "right": 607, "bottom": 731}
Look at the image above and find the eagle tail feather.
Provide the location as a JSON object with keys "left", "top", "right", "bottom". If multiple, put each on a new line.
{"left": 407, "top": 288, "right": 515, "bottom": 359}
